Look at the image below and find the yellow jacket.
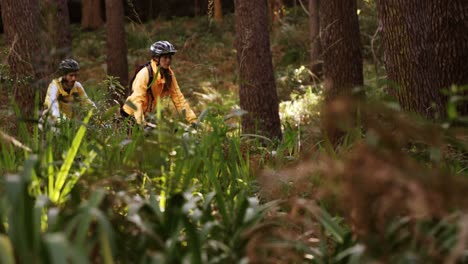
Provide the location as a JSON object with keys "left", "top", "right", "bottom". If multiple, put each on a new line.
{"left": 44, "top": 78, "right": 95, "bottom": 119}
{"left": 122, "top": 60, "right": 196, "bottom": 125}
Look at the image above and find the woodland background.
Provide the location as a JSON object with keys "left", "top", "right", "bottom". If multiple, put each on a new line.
{"left": 0, "top": 0, "right": 467, "bottom": 263}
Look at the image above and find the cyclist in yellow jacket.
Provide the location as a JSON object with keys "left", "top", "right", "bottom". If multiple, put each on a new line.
{"left": 43, "top": 59, "right": 95, "bottom": 120}
{"left": 121, "top": 41, "right": 197, "bottom": 126}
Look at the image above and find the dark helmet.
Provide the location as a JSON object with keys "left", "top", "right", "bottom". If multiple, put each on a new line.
{"left": 150, "top": 41, "right": 177, "bottom": 57}
{"left": 58, "top": 59, "right": 80, "bottom": 75}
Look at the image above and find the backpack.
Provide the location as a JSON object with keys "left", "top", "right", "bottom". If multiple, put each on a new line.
{"left": 124, "top": 61, "right": 160, "bottom": 111}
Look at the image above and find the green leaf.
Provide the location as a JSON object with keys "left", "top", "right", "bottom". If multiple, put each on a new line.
{"left": 333, "top": 244, "right": 365, "bottom": 262}
{"left": 6, "top": 156, "right": 38, "bottom": 263}
{"left": 316, "top": 207, "right": 346, "bottom": 244}
{"left": 51, "top": 110, "right": 93, "bottom": 203}
{"left": 99, "top": 227, "right": 115, "bottom": 264}
{"left": 0, "top": 235, "right": 15, "bottom": 264}
{"left": 447, "top": 102, "right": 458, "bottom": 120}
{"left": 182, "top": 217, "right": 202, "bottom": 264}
{"left": 102, "top": 105, "right": 120, "bottom": 121}
{"left": 61, "top": 149, "right": 97, "bottom": 201}
{"left": 44, "top": 233, "right": 69, "bottom": 264}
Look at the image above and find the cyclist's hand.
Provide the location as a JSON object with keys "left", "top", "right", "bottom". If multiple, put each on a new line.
{"left": 144, "top": 126, "right": 153, "bottom": 133}
{"left": 143, "top": 122, "right": 156, "bottom": 134}
{"left": 146, "top": 122, "right": 157, "bottom": 128}
{"left": 190, "top": 121, "right": 200, "bottom": 129}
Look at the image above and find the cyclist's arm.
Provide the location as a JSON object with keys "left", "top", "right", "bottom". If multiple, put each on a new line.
{"left": 75, "top": 82, "right": 96, "bottom": 108}
{"left": 125, "top": 69, "right": 149, "bottom": 125}
{"left": 44, "top": 81, "right": 61, "bottom": 119}
{"left": 169, "top": 74, "right": 197, "bottom": 123}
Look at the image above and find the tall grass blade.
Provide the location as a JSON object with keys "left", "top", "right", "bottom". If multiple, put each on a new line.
{"left": 60, "top": 149, "right": 97, "bottom": 202}
{"left": 51, "top": 110, "right": 93, "bottom": 203}
{"left": 6, "top": 155, "right": 38, "bottom": 264}
{"left": 322, "top": 135, "right": 337, "bottom": 158}
{"left": 74, "top": 189, "right": 106, "bottom": 247}
{"left": 46, "top": 145, "right": 55, "bottom": 198}
{"left": 0, "top": 143, "right": 16, "bottom": 174}
{"left": 92, "top": 200, "right": 115, "bottom": 264}
{"left": 0, "top": 235, "right": 15, "bottom": 264}
{"left": 316, "top": 207, "right": 346, "bottom": 244}
{"left": 44, "top": 233, "right": 70, "bottom": 264}
{"left": 98, "top": 220, "right": 115, "bottom": 264}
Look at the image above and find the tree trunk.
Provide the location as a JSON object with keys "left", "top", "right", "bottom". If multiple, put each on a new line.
{"left": 320, "top": 0, "right": 363, "bottom": 143}
{"left": 309, "top": 0, "right": 322, "bottom": 77}
{"left": 320, "top": 0, "right": 363, "bottom": 99}
{"left": 81, "top": 0, "right": 103, "bottom": 30}
{"left": 377, "top": 0, "right": 468, "bottom": 119}
{"left": 0, "top": 4, "right": 3, "bottom": 34}
{"left": 106, "top": 0, "right": 129, "bottom": 91}
{"left": 214, "top": 0, "right": 223, "bottom": 22}
{"left": 309, "top": 0, "right": 321, "bottom": 77}
{"left": 234, "top": 0, "right": 282, "bottom": 141}
{"left": 1, "top": 0, "right": 48, "bottom": 119}
{"left": 42, "top": 0, "right": 72, "bottom": 66}
{"left": 268, "top": 0, "right": 285, "bottom": 24}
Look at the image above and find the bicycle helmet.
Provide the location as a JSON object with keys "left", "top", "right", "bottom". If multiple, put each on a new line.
{"left": 58, "top": 59, "right": 80, "bottom": 75}
{"left": 150, "top": 41, "right": 177, "bottom": 57}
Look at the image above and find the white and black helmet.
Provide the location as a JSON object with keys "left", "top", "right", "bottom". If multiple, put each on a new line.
{"left": 150, "top": 41, "right": 177, "bottom": 57}
{"left": 58, "top": 59, "right": 80, "bottom": 75}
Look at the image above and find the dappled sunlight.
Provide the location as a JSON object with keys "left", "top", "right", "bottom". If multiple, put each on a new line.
{"left": 279, "top": 86, "right": 322, "bottom": 128}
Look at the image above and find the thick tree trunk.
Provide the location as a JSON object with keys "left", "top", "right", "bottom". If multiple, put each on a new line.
{"left": 0, "top": 4, "right": 3, "bottom": 34}
{"left": 43, "top": 0, "right": 72, "bottom": 65}
{"left": 320, "top": 0, "right": 363, "bottom": 99}
{"left": 106, "top": 0, "right": 129, "bottom": 90}
{"left": 1, "top": 0, "right": 48, "bottom": 119}
{"left": 378, "top": 0, "right": 468, "bottom": 119}
{"left": 234, "top": 0, "right": 282, "bottom": 141}
{"left": 320, "top": 0, "right": 363, "bottom": 144}
{"left": 81, "top": 0, "right": 103, "bottom": 30}
{"left": 214, "top": 0, "right": 223, "bottom": 22}
{"left": 309, "top": 0, "right": 321, "bottom": 76}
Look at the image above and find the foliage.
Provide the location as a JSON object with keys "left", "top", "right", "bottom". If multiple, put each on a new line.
{"left": 279, "top": 85, "right": 321, "bottom": 136}
{"left": 271, "top": 9, "right": 310, "bottom": 68}
{"left": 0, "top": 102, "right": 275, "bottom": 262}
{"left": 357, "top": 0, "right": 381, "bottom": 62}
{"left": 258, "top": 97, "right": 468, "bottom": 263}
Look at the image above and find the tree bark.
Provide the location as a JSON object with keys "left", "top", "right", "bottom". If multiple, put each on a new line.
{"left": 377, "top": 0, "right": 468, "bottom": 119}
{"left": 1, "top": 0, "right": 48, "bottom": 119}
{"left": 234, "top": 0, "right": 282, "bottom": 141}
{"left": 320, "top": 0, "right": 363, "bottom": 144}
{"left": 320, "top": 0, "right": 363, "bottom": 99}
{"left": 309, "top": 0, "right": 321, "bottom": 77}
{"left": 0, "top": 4, "right": 3, "bottom": 34}
{"left": 268, "top": 0, "right": 285, "bottom": 24}
{"left": 106, "top": 0, "right": 129, "bottom": 90}
{"left": 81, "top": 0, "right": 103, "bottom": 30}
{"left": 214, "top": 0, "right": 223, "bottom": 22}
